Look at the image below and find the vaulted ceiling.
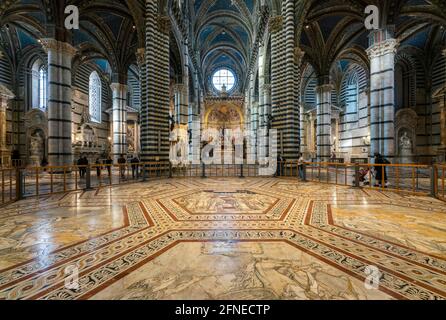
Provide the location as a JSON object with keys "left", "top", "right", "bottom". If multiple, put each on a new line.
{"left": 1, "top": 0, "right": 444, "bottom": 94}
{"left": 0, "top": 0, "right": 143, "bottom": 81}
{"left": 188, "top": 0, "right": 258, "bottom": 94}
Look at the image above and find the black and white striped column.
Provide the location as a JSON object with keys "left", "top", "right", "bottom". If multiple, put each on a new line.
{"left": 141, "top": 2, "right": 170, "bottom": 161}
{"left": 316, "top": 84, "right": 333, "bottom": 161}
{"left": 258, "top": 44, "right": 267, "bottom": 131}
{"left": 366, "top": 32, "right": 399, "bottom": 159}
{"left": 249, "top": 72, "right": 258, "bottom": 160}
{"left": 270, "top": 0, "right": 299, "bottom": 160}
{"left": 41, "top": 39, "right": 76, "bottom": 167}
{"left": 110, "top": 83, "right": 128, "bottom": 161}
{"left": 189, "top": 72, "right": 201, "bottom": 162}
{"left": 174, "top": 84, "right": 188, "bottom": 125}
{"left": 295, "top": 48, "right": 305, "bottom": 154}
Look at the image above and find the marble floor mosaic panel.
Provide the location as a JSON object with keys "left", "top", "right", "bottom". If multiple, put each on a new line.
{"left": 0, "top": 178, "right": 445, "bottom": 300}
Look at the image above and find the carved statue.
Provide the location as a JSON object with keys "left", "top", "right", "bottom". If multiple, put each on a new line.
{"left": 29, "top": 130, "right": 44, "bottom": 165}
{"left": 400, "top": 131, "right": 412, "bottom": 151}
{"left": 127, "top": 126, "right": 135, "bottom": 152}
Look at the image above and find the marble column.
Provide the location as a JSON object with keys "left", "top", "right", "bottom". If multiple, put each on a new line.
{"left": 0, "top": 85, "right": 14, "bottom": 167}
{"left": 189, "top": 72, "right": 201, "bottom": 163}
{"left": 110, "top": 83, "right": 128, "bottom": 161}
{"left": 270, "top": 0, "right": 299, "bottom": 160}
{"left": 295, "top": 48, "right": 305, "bottom": 154}
{"left": 316, "top": 83, "right": 333, "bottom": 161}
{"left": 258, "top": 44, "right": 266, "bottom": 132}
{"left": 440, "top": 49, "right": 446, "bottom": 148}
{"left": 41, "top": 39, "right": 76, "bottom": 167}
{"left": 140, "top": 8, "right": 170, "bottom": 162}
{"left": 174, "top": 84, "right": 188, "bottom": 126}
{"left": 263, "top": 84, "right": 272, "bottom": 128}
{"left": 249, "top": 72, "right": 258, "bottom": 161}
{"left": 366, "top": 31, "right": 399, "bottom": 159}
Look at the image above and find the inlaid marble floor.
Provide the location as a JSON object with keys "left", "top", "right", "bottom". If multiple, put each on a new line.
{"left": 0, "top": 177, "right": 445, "bottom": 300}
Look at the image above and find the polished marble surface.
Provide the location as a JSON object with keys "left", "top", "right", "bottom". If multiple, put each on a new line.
{"left": 92, "top": 242, "right": 391, "bottom": 300}
{"left": 0, "top": 178, "right": 445, "bottom": 300}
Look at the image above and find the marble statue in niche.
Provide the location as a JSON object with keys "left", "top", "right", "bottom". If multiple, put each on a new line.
{"left": 398, "top": 130, "right": 413, "bottom": 163}
{"left": 400, "top": 131, "right": 412, "bottom": 152}
{"left": 127, "top": 124, "right": 135, "bottom": 153}
{"left": 83, "top": 125, "right": 95, "bottom": 147}
{"left": 29, "top": 129, "right": 45, "bottom": 166}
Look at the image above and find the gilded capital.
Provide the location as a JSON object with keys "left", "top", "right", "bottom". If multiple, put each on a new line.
{"left": 315, "top": 84, "right": 334, "bottom": 94}
{"left": 0, "top": 84, "right": 15, "bottom": 101}
{"left": 173, "top": 84, "right": 186, "bottom": 94}
{"left": 262, "top": 84, "right": 272, "bottom": 93}
{"left": 294, "top": 47, "right": 305, "bottom": 65}
{"left": 366, "top": 39, "right": 399, "bottom": 59}
{"left": 158, "top": 16, "right": 171, "bottom": 35}
{"left": 269, "top": 16, "right": 283, "bottom": 33}
{"left": 110, "top": 83, "right": 128, "bottom": 93}
{"left": 136, "top": 48, "right": 145, "bottom": 67}
{"left": 40, "top": 39, "right": 77, "bottom": 56}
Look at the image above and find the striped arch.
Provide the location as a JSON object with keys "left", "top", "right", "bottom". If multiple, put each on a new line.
{"left": 395, "top": 52, "right": 418, "bottom": 110}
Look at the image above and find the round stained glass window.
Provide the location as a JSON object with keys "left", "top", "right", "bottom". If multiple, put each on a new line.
{"left": 212, "top": 68, "right": 236, "bottom": 92}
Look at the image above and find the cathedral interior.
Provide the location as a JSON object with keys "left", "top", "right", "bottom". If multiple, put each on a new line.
{"left": 0, "top": 0, "right": 446, "bottom": 301}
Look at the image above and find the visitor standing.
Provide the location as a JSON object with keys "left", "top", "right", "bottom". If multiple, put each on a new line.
{"left": 95, "top": 158, "right": 102, "bottom": 177}
{"left": 118, "top": 154, "right": 127, "bottom": 179}
{"left": 77, "top": 156, "right": 84, "bottom": 178}
{"left": 106, "top": 156, "right": 113, "bottom": 177}
{"left": 374, "top": 153, "right": 389, "bottom": 187}
{"left": 131, "top": 155, "right": 140, "bottom": 179}
{"left": 298, "top": 153, "right": 305, "bottom": 180}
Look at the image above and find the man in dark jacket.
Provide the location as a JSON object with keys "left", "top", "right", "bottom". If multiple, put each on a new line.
{"left": 105, "top": 156, "right": 113, "bottom": 177}
{"left": 374, "top": 153, "right": 389, "bottom": 187}
{"left": 77, "top": 156, "right": 84, "bottom": 178}
{"left": 118, "top": 154, "right": 127, "bottom": 179}
{"left": 131, "top": 156, "right": 140, "bottom": 179}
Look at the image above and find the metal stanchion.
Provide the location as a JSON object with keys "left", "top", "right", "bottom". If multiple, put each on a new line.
{"left": 431, "top": 166, "right": 437, "bottom": 198}
{"left": 201, "top": 162, "right": 206, "bottom": 178}
{"left": 240, "top": 163, "right": 245, "bottom": 178}
{"left": 16, "top": 168, "right": 24, "bottom": 200}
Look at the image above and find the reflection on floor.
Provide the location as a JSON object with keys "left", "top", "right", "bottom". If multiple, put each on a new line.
{"left": 0, "top": 178, "right": 445, "bottom": 300}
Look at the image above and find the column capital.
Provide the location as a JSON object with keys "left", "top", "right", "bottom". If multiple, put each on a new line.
{"left": 136, "top": 48, "right": 145, "bottom": 67}
{"left": 40, "top": 38, "right": 77, "bottom": 56}
{"left": 269, "top": 16, "right": 283, "bottom": 33}
{"left": 366, "top": 39, "right": 399, "bottom": 59}
{"left": 262, "top": 84, "right": 272, "bottom": 93}
{"left": 0, "top": 84, "right": 15, "bottom": 101}
{"left": 110, "top": 83, "right": 128, "bottom": 92}
{"left": 294, "top": 47, "right": 305, "bottom": 65}
{"left": 315, "top": 84, "right": 334, "bottom": 93}
{"left": 173, "top": 83, "right": 186, "bottom": 94}
{"left": 157, "top": 16, "right": 171, "bottom": 34}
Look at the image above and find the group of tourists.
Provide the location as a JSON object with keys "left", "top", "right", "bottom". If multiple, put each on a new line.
{"left": 76, "top": 155, "right": 141, "bottom": 179}
{"left": 357, "top": 153, "right": 390, "bottom": 187}
{"left": 275, "top": 152, "right": 390, "bottom": 187}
